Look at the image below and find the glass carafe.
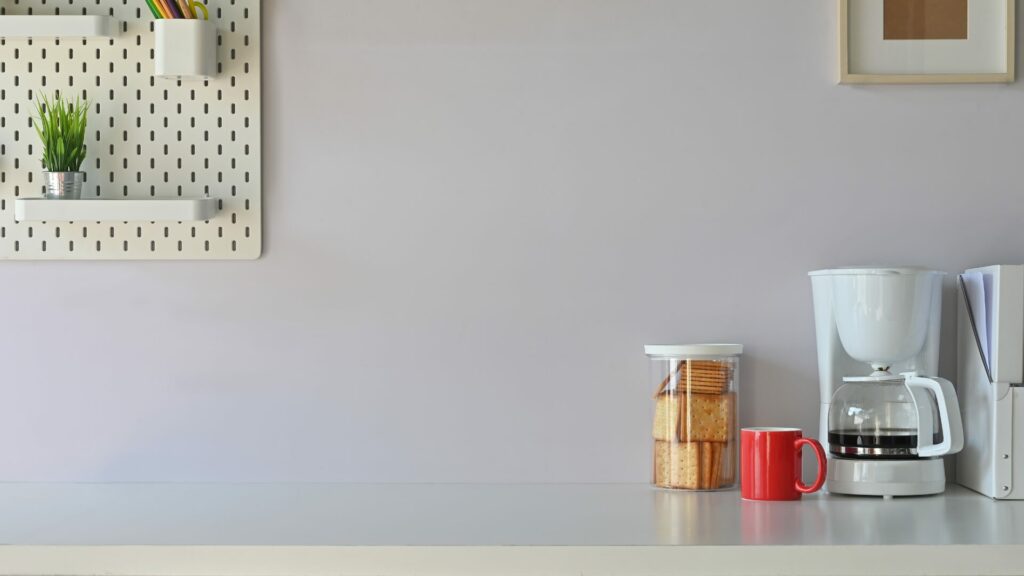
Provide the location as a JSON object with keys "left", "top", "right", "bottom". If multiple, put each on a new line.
{"left": 828, "top": 373, "right": 964, "bottom": 459}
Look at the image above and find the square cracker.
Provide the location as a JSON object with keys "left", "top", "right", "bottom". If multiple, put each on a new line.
{"left": 680, "top": 393, "right": 734, "bottom": 443}
{"left": 654, "top": 441, "right": 700, "bottom": 489}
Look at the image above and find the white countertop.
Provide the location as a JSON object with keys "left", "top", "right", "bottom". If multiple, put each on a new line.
{"left": 0, "top": 483, "right": 1022, "bottom": 575}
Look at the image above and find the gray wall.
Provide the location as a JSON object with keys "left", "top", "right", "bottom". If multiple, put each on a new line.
{"left": 0, "top": 0, "right": 1021, "bottom": 482}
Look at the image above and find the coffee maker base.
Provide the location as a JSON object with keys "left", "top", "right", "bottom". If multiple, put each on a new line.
{"left": 827, "top": 457, "right": 946, "bottom": 497}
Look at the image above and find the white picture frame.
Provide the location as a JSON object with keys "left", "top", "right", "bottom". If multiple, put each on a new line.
{"left": 839, "top": 0, "right": 1016, "bottom": 84}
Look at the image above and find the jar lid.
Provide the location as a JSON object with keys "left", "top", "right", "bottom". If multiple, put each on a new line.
{"left": 644, "top": 344, "right": 743, "bottom": 359}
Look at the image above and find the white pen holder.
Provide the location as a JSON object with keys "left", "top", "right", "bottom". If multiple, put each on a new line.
{"left": 154, "top": 19, "right": 217, "bottom": 80}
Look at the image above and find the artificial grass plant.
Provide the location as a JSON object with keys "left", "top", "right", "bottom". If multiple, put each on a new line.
{"left": 34, "top": 92, "right": 89, "bottom": 173}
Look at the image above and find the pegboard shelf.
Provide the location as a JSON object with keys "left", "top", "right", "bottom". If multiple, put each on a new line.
{"left": 14, "top": 198, "right": 219, "bottom": 223}
{"left": 0, "top": 15, "right": 119, "bottom": 38}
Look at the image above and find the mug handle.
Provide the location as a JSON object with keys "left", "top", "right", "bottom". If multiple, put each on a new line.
{"left": 794, "top": 438, "right": 827, "bottom": 494}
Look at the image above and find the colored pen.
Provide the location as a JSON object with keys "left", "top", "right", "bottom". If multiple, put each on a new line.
{"left": 177, "top": 0, "right": 194, "bottom": 18}
{"left": 144, "top": 0, "right": 162, "bottom": 18}
{"left": 153, "top": 0, "right": 173, "bottom": 18}
{"left": 164, "top": 0, "right": 183, "bottom": 19}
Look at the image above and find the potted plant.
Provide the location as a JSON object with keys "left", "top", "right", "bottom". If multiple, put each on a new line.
{"left": 34, "top": 93, "right": 89, "bottom": 200}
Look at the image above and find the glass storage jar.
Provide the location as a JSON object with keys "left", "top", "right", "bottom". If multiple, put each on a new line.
{"left": 645, "top": 344, "right": 742, "bottom": 490}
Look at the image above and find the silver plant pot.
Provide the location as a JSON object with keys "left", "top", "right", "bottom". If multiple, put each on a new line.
{"left": 43, "top": 172, "right": 85, "bottom": 200}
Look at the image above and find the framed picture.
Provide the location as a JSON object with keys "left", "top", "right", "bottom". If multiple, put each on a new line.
{"left": 839, "top": 0, "right": 1015, "bottom": 84}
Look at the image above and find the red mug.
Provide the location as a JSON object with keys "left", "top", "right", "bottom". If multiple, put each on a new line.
{"left": 741, "top": 427, "right": 826, "bottom": 501}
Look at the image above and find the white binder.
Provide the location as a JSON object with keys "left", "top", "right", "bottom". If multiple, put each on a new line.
{"left": 957, "top": 265, "right": 1024, "bottom": 499}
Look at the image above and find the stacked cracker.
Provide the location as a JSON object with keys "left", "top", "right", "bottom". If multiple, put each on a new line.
{"left": 653, "top": 360, "right": 735, "bottom": 490}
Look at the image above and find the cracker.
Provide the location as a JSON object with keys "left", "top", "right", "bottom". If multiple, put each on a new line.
{"left": 685, "top": 376, "right": 728, "bottom": 382}
{"left": 652, "top": 393, "right": 680, "bottom": 441}
{"left": 720, "top": 442, "right": 736, "bottom": 486}
{"left": 684, "top": 383, "right": 728, "bottom": 395}
{"left": 661, "top": 379, "right": 729, "bottom": 398}
{"left": 654, "top": 441, "right": 701, "bottom": 489}
{"left": 701, "top": 442, "right": 714, "bottom": 489}
{"left": 710, "top": 443, "right": 724, "bottom": 489}
{"left": 689, "top": 362, "right": 728, "bottom": 367}
{"left": 685, "top": 370, "right": 731, "bottom": 381}
{"left": 680, "top": 393, "right": 734, "bottom": 443}
{"left": 684, "top": 370, "right": 729, "bottom": 378}
{"left": 655, "top": 361, "right": 733, "bottom": 396}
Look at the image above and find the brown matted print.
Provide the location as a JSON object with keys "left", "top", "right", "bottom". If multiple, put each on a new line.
{"left": 883, "top": 0, "right": 969, "bottom": 40}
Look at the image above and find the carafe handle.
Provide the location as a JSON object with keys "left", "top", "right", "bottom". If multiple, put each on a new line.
{"left": 904, "top": 375, "right": 964, "bottom": 458}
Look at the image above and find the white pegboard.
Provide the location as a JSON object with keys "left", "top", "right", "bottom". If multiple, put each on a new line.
{"left": 0, "top": 0, "right": 261, "bottom": 260}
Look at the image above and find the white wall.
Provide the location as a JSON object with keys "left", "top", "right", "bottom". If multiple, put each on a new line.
{"left": 0, "top": 0, "right": 1021, "bottom": 483}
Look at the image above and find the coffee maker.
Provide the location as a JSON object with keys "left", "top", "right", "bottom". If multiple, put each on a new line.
{"left": 809, "top": 268, "right": 964, "bottom": 497}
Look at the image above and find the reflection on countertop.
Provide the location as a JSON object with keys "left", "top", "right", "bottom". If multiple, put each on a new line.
{"left": 653, "top": 485, "right": 1022, "bottom": 546}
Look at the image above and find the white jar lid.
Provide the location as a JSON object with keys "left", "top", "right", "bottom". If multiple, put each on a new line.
{"left": 644, "top": 344, "right": 743, "bottom": 359}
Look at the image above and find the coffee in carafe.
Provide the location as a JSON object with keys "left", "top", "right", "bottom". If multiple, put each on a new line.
{"left": 828, "top": 429, "right": 920, "bottom": 458}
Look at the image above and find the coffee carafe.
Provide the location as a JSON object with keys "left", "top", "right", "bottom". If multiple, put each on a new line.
{"left": 828, "top": 372, "right": 961, "bottom": 460}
